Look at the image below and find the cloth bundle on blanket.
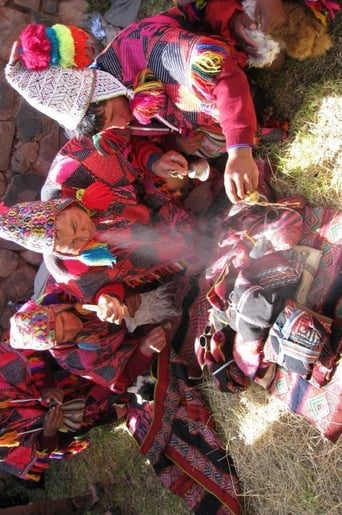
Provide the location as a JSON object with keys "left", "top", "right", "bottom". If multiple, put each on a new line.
{"left": 263, "top": 299, "right": 342, "bottom": 387}
{"left": 266, "top": 204, "right": 342, "bottom": 442}
{"left": 263, "top": 299, "right": 331, "bottom": 376}
{"left": 195, "top": 196, "right": 307, "bottom": 388}
{"left": 197, "top": 189, "right": 342, "bottom": 441}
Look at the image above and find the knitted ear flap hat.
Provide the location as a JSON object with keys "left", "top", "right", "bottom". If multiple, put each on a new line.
{"left": 0, "top": 198, "right": 74, "bottom": 253}
{"left": 5, "top": 23, "right": 128, "bottom": 131}
{"left": 10, "top": 300, "right": 71, "bottom": 350}
{"left": 5, "top": 57, "right": 128, "bottom": 130}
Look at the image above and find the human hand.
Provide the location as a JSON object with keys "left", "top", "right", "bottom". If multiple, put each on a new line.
{"left": 140, "top": 326, "right": 167, "bottom": 357}
{"left": 40, "top": 387, "right": 64, "bottom": 406}
{"left": 97, "top": 294, "right": 128, "bottom": 324}
{"left": 8, "top": 41, "right": 20, "bottom": 65}
{"left": 255, "top": 0, "right": 286, "bottom": 34}
{"left": 151, "top": 150, "right": 188, "bottom": 180}
{"left": 174, "top": 132, "right": 204, "bottom": 155}
{"left": 43, "top": 404, "right": 64, "bottom": 437}
{"left": 230, "top": 11, "right": 260, "bottom": 55}
{"left": 125, "top": 292, "right": 142, "bottom": 317}
{"left": 224, "top": 147, "right": 259, "bottom": 203}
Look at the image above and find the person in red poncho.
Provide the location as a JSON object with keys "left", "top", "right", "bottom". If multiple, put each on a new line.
{"left": 0, "top": 195, "right": 203, "bottom": 323}
{"left": 8, "top": 289, "right": 170, "bottom": 395}
{"left": 0, "top": 340, "right": 126, "bottom": 483}
{"left": 6, "top": 6, "right": 260, "bottom": 203}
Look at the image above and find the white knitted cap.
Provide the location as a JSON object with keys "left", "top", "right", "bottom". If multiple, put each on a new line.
{"left": 5, "top": 58, "right": 128, "bottom": 130}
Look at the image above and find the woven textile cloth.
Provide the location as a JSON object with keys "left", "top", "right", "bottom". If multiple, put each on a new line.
{"left": 94, "top": 7, "right": 255, "bottom": 150}
{"left": 127, "top": 346, "right": 241, "bottom": 514}
{"left": 5, "top": 61, "right": 127, "bottom": 130}
{"left": 267, "top": 205, "right": 342, "bottom": 441}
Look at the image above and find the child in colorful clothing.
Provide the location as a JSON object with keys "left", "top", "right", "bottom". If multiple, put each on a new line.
{"left": 0, "top": 196, "right": 202, "bottom": 322}
{"left": 0, "top": 340, "right": 125, "bottom": 483}
{"left": 9, "top": 290, "right": 170, "bottom": 394}
{"left": 6, "top": 9, "right": 259, "bottom": 203}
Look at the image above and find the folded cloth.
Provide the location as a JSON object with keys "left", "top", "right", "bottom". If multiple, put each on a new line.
{"left": 227, "top": 273, "right": 284, "bottom": 341}
{"left": 245, "top": 250, "right": 302, "bottom": 293}
{"left": 290, "top": 245, "right": 323, "bottom": 304}
{"left": 263, "top": 299, "right": 331, "bottom": 376}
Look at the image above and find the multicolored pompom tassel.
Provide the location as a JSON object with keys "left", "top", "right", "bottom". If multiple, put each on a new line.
{"left": 18, "top": 23, "right": 95, "bottom": 71}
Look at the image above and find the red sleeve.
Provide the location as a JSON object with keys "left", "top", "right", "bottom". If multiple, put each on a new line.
{"left": 123, "top": 346, "right": 153, "bottom": 386}
{"left": 131, "top": 136, "right": 164, "bottom": 172}
{"left": 214, "top": 60, "right": 257, "bottom": 147}
{"left": 94, "top": 283, "right": 125, "bottom": 303}
{"left": 200, "top": 0, "right": 257, "bottom": 147}
{"left": 56, "top": 260, "right": 125, "bottom": 303}
{"left": 205, "top": 0, "right": 243, "bottom": 42}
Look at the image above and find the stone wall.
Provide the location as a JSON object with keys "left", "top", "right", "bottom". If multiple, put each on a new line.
{"left": 0, "top": 0, "right": 89, "bottom": 336}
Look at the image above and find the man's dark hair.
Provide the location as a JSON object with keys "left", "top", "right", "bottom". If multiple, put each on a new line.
{"left": 74, "top": 101, "right": 107, "bottom": 139}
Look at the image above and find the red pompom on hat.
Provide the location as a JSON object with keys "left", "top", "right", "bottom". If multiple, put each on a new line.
{"left": 19, "top": 24, "right": 51, "bottom": 71}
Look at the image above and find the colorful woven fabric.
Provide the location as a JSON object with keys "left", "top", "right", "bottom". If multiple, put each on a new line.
{"left": 127, "top": 346, "right": 241, "bottom": 514}
{"left": 0, "top": 199, "right": 72, "bottom": 253}
{"left": 10, "top": 301, "right": 70, "bottom": 350}
{"left": 94, "top": 8, "right": 255, "bottom": 151}
{"left": 263, "top": 299, "right": 331, "bottom": 376}
{"left": 8, "top": 290, "right": 144, "bottom": 393}
{"left": 43, "top": 194, "right": 201, "bottom": 301}
{"left": 198, "top": 180, "right": 342, "bottom": 441}
{"left": 304, "top": 0, "right": 341, "bottom": 24}
{"left": 300, "top": 205, "right": 342, "bottom": 315}
{"left": 268, "top": 359, "right": 342, "bottom": 443}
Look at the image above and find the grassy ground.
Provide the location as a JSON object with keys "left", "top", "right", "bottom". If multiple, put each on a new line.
{"left": 138, "top": 0, "right": 173, "bottom": 18}
{"left": 6, "top": 2, "right": 342, "bottom": 514}
{"left": 249, "top": 17, "right": 342, "bottom": 208}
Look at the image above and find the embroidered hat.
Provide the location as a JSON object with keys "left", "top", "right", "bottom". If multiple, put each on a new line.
{"left": 5, "top": 57, "right": 128, "bottom": 130}
{"left": 10, "top": 300, "right": 70, "bottom": 350}
{"left": 0, "top": 199, "right": 74, "bottom": 253}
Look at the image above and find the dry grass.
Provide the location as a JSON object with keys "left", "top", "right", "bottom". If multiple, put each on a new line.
{"left": 269, "top": 80, "right": 342, "bottom": 208}
{"left": 202, "top": 379, "right": 342, "bottom": 515}
{"left": 16, "top": 424, "right": 189, "bottom": 514}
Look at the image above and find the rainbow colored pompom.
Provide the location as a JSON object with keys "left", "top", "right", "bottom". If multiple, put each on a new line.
{"left": 18, "top": 23, "right": 95, "bottom": 71}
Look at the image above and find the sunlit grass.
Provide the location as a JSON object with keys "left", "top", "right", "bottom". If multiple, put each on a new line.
{"left": 271, "top": 82, "right": 342, "bottom": 207}
{"left": 204, "top": 379, "right": 342, "bottom": 515}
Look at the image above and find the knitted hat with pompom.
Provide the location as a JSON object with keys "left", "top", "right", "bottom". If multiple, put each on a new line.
{"left": 5, "top": 23, "right": 128, "bottom": 130}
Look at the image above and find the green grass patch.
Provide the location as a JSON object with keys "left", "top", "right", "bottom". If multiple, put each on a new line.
{"left": 86, "top": 0, "right": 111, "bottom": 14}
